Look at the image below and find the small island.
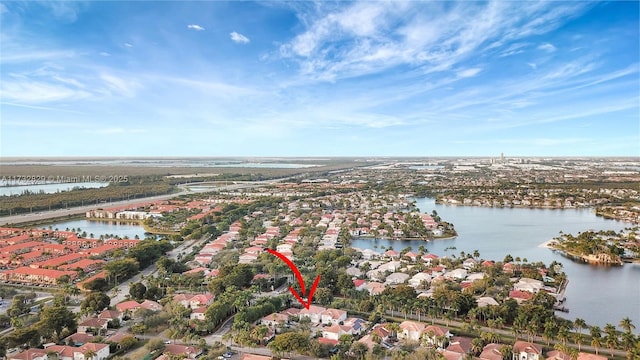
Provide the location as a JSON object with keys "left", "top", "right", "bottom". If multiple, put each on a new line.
{"left": 547, "top": 228, "right": 640, "bottom": 265}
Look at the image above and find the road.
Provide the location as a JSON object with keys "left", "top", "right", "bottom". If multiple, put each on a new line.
{"left": 0, "top": 190, "right": 189, "bottom": 226}
{"left": 0, "top": 179, "right": 285, "bottom": 226}
{"left": 109, "top": 235, "right": 209, "bottom": 306}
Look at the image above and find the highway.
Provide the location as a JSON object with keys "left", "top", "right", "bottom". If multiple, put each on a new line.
{"left": 0, "top": 180, "right": 282, "bottom": 226}
{"left": 0, "top": 190, "right": 190, "bottom": 226}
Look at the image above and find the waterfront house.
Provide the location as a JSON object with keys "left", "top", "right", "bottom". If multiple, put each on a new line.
{"left": 513, "top": 278, "right": 544, "bottom": 293}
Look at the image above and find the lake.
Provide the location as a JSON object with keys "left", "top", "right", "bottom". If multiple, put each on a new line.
{"left": 352, "top": 198, "right": 639, "bottom": 329}
{"left": 40, "top": 219, "right": 148, "bottom": 240}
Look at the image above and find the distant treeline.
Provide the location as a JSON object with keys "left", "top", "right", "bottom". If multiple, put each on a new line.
{"left": 0, "top": 176, "right": 175, "bottom": 217}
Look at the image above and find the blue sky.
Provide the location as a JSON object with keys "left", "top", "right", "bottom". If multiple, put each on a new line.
{"left": 1, "top": 1, "right": 638, "bottom": 157}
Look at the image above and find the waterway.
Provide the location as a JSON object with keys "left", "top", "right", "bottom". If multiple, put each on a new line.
{"left": 38, "top": 219, "right": 148, "bottom": 240}
{"left": 351, "top": 198, "right": 639, "bottom": 329}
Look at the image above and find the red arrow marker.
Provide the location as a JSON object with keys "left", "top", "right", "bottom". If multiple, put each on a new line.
{"left": 266, "top": 248, "right": 320, "bottom": 309}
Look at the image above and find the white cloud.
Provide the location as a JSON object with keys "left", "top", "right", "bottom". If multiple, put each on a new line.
{"left": 457, "top": 68, "right": 482, "bottom": 78}
{"left": 0, "top": 50, "right": 77, "bottom": 64}
{"left": 230, "top": 31, "right": 250, "bottom": 44}
{"left": 527, "top": 62, "right": 537, "bottom": 69}
{"left": 1, "top": 80, "right": 91, "bottom": 103}
{"left": 279, "top": 1, "right": 590, "bottom": 81}
{"left": 538, "top": 42, "right": 556, "bottom": 52}
{"left": 88, "top": 128, "right": 147, "bottom": 135}
{"left": 124, "top": 42, "right": 133, "bottom": 48}
{"left": 100, "top": 52, "right": 111, "bottom": 57}
{"left": 187, "top": 24, "right": 205, "bottom": 31}
{"left": 100, "top": 74, "right": 140, "bottom": 97}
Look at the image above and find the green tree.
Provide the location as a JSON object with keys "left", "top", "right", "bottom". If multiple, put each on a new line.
{"left": 350, "top": 341, "right": 369, "bottom": 360}
{"left": 267, "top": 332, "right": 310, "bottom": 356}
{"left": 604, "top": 323, "right": 619, "bottom": 357}
{"left": 129, "top": 282, "right": 147, "bottom": 300}
{"left": 590, "top": 326, "right": 602, "bottom": 355}
{"left": 82, "top": 277, "right": 109, "bottom": 292}
{"left": 81, "top": 291, "right": 111, "bottom": 314}
{"left": 146, "top": 338, "right": 166, "bottom": 353}
{"left": 619, "top": 317, "right": 635, "bottom": 334}
{"left": 38, "top": 304, "right": 77, "bottom": 342}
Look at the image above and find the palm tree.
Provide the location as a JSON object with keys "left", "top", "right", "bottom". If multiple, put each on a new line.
{"left": 573, "top": 332, "right": 585, "bottom": 352}
{"left": 574, "top": 318, "right": 587, "bottom": 335}
{"left": 387, "top": 322, "right": 401, "bottom": 340}
{"left": 604, "top": 323, "right": 619, "bottom": 357}
{"left": 557, "top": 325, "right": 570, "bottom": 346}
{"left": 619, "top": 317, "right": 635, "bottom": 334}
{"left": 84, "top": 349, "right": 97, "bottom": 360}
{"left": 590, "top": 326, "right": 602, "bottom": 355}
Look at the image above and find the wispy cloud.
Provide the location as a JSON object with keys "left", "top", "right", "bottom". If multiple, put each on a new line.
{"left": 124, "top": 42, "right": 133, "bottom": 48}
{"left": 99, "top": 74, "right": 141, "bottom": 97}
{"left": 279, "top": 1, "right": 591, "bottom": 81}
{"left": 0, "top": 50, "right": 77, "bottom": 64}
{"left": 230, "top": 31, "right": 250, "bottom": 44}
{"left": 187, "top": 24, "right": 205, "bottom": 31}
{"left": 1, "top": 80, "right": 91, "bottom": 103}
{"left": 457, "top": 68, "right": 482, "bottom": 78}
{"left": 88, "top": 127, "right": 147, "bottom": 135}
{"left": 538, "top": 42, "right": 557, "bottom": 52}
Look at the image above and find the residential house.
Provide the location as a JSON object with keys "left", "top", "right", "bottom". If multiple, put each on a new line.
{"left": 512, "top": 341, "right": 542, "bottom": 360}
{"left": 190, "top": 306, "right": 207, "bottom": 321}
{"left": 398, "top": 320, "right": 426, "bottom": 341}
{"left": 513, "top": 278, "right": 544, "bottom": 293}
{"left": 480, "top": 343, "right": 506, "bottom": 360}
{"left": 370, "top": 323, "right": 391, "bottom": 342}
{"left": 163, "top": 344, "right": 202, "bottom": 359}
{"left": 408, "top": 272, "right": 432, "bottom": 288}
{"left": 173, "top": 293, "right": 214, "bottom": 309}
{"left": 77, "top": 317, "right": 109, "bottom": 334}
{"left": 298, "top": 305, "right": 326, "bottom": 324}
{"left": 97, "top": 309, "right": 122, "bottom": 323}
{"left": 476, "top": 296, "right": 500, "bottom": 308}
{"left": 7, "top": 349, "right": 48, "bottom": 360}
{"left": 439, "top": 349, "right": 464, "bottom": 360}
{"left": 423, "top": 325, "right": 452, "bottom": 348}
{"left": 321, "top": 308, "right": 347, "bottom": 325}
{"left": 364, "top": 282, "right": 385, "bottom": 296}
{"left": 322, "top": 324, "right": 353, "bottom": 340}
{"left": 261, "top": 312, "right": 290, "bottom": 327}
{"left": 385, "top": 272, "right": 410, "bottom": 285}
{"left": 446, "top": 336, "right": 472, "bottom": 355}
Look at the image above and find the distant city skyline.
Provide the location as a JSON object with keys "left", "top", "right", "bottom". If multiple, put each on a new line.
{"left": 1, "top": 1, "right": 638, "bottom": 157}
